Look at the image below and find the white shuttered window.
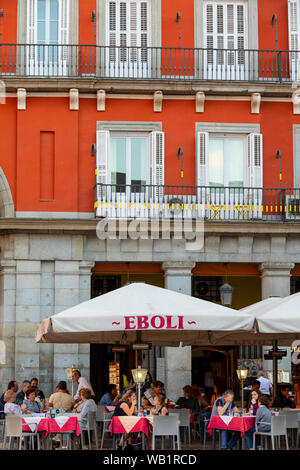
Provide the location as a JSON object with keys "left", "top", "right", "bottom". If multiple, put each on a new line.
{"left": 107, "top": 0, "right": 151, "bottom": 63}
{"left": 204, "top": 1, "right": 248, "bottom": 67}
{"left": 26, "top": 0, "right": 69, "bottom": 75}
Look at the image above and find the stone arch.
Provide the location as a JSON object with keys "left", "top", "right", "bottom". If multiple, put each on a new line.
{"left": 0, "top": 167, "right": 15, "bottom": 218}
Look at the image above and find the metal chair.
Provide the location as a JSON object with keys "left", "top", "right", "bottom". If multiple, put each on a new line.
{"left": 253, "top": 415, "right": 289, "bottom": 450}
{"left": 3, "top": 415, "right": 40, "bottom": 450}
{"left": 96, "top": 405, "right": 113, "bottom": 449}
{"left": 80, "top": 411, "right": 98, "bottom": 450}
{"left": 169, "top": 409, "right": 191, "bottom": 445}
{"left": 202, "top": 417, "right": 221, "bottom": 450}
{"left": 152, "top": 415, "right": 180, "bottom": 450}
{"left": 0, "top": 416, "right": 5, "bottom": 440}
{"left": 296, "top": 415, "right": 300, "bottom": 449}
{"left": 279, "top": 410, "right": 300, "bottom": 448}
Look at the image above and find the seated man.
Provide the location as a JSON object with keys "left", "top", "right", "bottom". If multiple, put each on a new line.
{"left": 47, "top": 381, "right": 75, "bottom": 411}
{"left": 144, "top": 381, "right": 164, "bottom": 406}
{"left": 273, "top": 385, "right": 295, "bottom": 409}
{"left": 100, "top": 384, "right": 121, "bottom": 406}
{"left": 213, "top": 390, "right": 240, "bottom": 450}
{"left": 244, "top": 395, "right": 272, "bottom": 449}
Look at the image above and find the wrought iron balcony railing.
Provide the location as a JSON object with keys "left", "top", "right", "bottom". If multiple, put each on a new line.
{"left": 0, "top": 43, "right": 299, "bottom": 82}
{"left": 94, "top": 184, "right": 300, "bottom": 222}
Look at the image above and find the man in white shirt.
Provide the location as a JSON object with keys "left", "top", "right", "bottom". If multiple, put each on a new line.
{"left": 72, "top": 370, "right": 95, "bottom": 401}
{"left": 257, "top": 371, "right": 272, "bottom": 397}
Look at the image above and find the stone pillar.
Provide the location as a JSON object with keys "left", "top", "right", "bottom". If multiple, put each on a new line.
{"left": 15, "top": 260, "right": 41, "bottom": 385}
{"left": 0, "top": 260, "right": 16, "bottom": 392}
{"left": 162, "top": 262, "right": 195, "bottom": 402}
{"left": 258, "top": 262, "right": 295, "bottom": 376}
{"left": 39, "top": 261, "right": 55, "bottom": 396}
{"left": 78, "top": 261, "right": 94, "bottom": 380}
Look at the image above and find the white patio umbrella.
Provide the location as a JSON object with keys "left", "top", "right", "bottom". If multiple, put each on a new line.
{"left": 253, "top": 292, "right": 300, "bottom": 335}
{"left": 36, "top": 282, "right": 255, "bottom": 347}
{"left": 239, "top": 295, "right": 300, "bottom": 343}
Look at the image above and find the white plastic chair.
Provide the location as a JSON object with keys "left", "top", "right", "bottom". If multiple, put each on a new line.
{"left": 152, "top": 415, "right": 180, "bottom": 450}
{"left": 253, "top": 415, "right": 289, "bottom": 450}
{"left": 3, "top": 415, "right": 40, "bottom": 450}
{"left": 96, "top": 405, "right": 113, "bottom": 449}
{"left": 279, "top": 410, "right": 300, "bottom": 448}
{"left": 169, "top": 408, "right": 191, "bottom": 445}
{"left": 80, "top": 411, "right": 98, "bottom": 450}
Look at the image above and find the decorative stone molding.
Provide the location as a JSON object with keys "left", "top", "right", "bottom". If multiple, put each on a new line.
{"left": 17, "top": 88, "right": 26, "bottom": 110}
{"left": 258, "top": 262, "right": 295, "bottom": 276}
{"left": 69, "top": 89, "right": 79, "bottom": 110}
{"left": 292, "top": 89, "right": 300, "bottom": 114}
{"left": 195, "top": 91, "right": 205, "bottom": 113}
{"left": 97, "top": 90, "right": 106, "bottom": 111}
{"left": 251, "top": 92, "right": 261, "bottom": 114}
{"left": 153, "top": 91, "right": 163, "bottom": 112}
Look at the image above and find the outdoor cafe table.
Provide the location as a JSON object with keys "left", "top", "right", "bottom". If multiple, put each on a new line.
{"left": 22, "top": 414, "right": 81, "bottom": 440}
{"left": 207, "top": 416, "right": 256, "bottom": 449}
{"left": 109, "top": 416, "right": 153, "bottom": 449}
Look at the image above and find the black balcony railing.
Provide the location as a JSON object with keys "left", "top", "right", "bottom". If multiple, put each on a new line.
{"left": 0, "top": 43, "right": 299, "bottom": 82}
{"left": 94, "top": 184, "right": 300, "bottom": 222}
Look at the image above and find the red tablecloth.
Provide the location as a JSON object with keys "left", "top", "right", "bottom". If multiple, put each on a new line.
{"left": 109, "top": 416, "right": 152, "bottom": 437}
{"left": 22, "top": 416, "right": 81, "bottom": 437}
{"left": 207, "top": 416, "right": 256, "bottom": 437}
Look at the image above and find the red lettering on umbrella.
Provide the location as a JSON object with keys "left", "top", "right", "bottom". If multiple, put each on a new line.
{"left": 150, "top": 316, "right": 165, "bottom": 329}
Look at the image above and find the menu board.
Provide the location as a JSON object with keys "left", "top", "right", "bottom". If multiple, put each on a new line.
{"left": 109, "top": 362, "right": 120, "bottom": 391}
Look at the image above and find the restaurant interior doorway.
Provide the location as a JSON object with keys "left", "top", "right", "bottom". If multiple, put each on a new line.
{"left": 192, "top": 346, "right": 236, "bottom": 395}
{"left": 89, "top": 275, "right": 135, "bottom": 402}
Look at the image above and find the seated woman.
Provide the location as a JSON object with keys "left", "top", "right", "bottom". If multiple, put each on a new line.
{"left": 3, "top": 390, "right": 25, "bottom": 415}
{"left": 273, "top": 385, "right": 296, "bottom": 409}
{"left": 112, "top": 390, "right": 137, "bottom": 417}
{"left": 176, "top": 385, "right": 199, "bottom": 413}
{"left": 191, "top": 384, "right": 210, "bottom": 444}
{"left": 244, "top": 395, "right": 272, "bottom": 450}
{"left": 246, "top": 390, "right": 263, "bottom": 415}
{"left": 23, "top": 389, "right": 41, "bottom": 414}
{"left": 75, "top": 388, "right": 97, "bottom": 449}
{"left": 151, "top": 394, "right": 168, "bottom": 416}
{"left": 112, "top": 390, "right": 138, "bottom": 450}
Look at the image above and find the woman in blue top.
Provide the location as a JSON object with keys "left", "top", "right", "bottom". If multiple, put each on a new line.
{"left": 23, "top": 389, "right": 41, "bottom": 414}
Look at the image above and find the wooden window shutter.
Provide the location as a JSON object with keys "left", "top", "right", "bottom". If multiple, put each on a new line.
{"left": 288, "top": 0, "right": 300, "bottom": 80}
{"left": 96, "top": 130, "right": 110, "bottom": 186}
{"left": 150, "top": 131, "right": 165, "bottom": 197}
{"left": 196, "top": 132, "right": 209, "bottom": 187}
{"left": 247, "top": 133, "right": 263, "bottom": 188}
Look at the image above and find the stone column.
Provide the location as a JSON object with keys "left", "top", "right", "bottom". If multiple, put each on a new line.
{"left": 15, "top": 260, "right": 41, "bottom": 384}
{"left": 0, "top": 260, "right": 16, "bottom": 391}
{"left": 258, "top": 262, "right": 295, "bottom": 376}
{"left": 53, "top": 261, "right": 80, "bottom": 390}
{"left": 162, "top": 262, "right": 195, "bottom": 402}
{"left": 78, "top": 261, "right": 94, "bottom": 380}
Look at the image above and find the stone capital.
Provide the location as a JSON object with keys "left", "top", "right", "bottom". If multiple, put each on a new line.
{"left": 0, "top": 259, "right": 17, "bottom": 273}
{"left": 162, "top": 261, "right": 196, "bottom": 276}
{"left": 79, "top": 261, "right": 95, "bottom": 274}
{"left": 258, "top": 262, "right": 295, "bottom": 277}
